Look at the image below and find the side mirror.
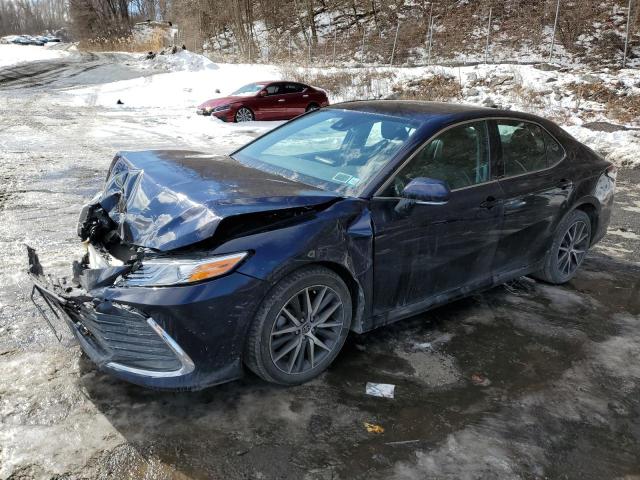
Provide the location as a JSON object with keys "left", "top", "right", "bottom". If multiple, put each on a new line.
{"left": 258, "top": 90, "right": 267, "bottom": 97}
{"left": 402, "top": 177, "right": 450, "bottom": 205}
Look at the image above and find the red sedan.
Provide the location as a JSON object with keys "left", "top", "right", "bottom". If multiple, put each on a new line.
{"left": 197, "top": 81, "right": 330, "bottom": 122}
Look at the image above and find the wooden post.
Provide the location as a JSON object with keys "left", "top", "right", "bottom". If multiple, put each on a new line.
{"left": 485, "top": 7, "right": 492, "bottom": 64}
{"left": 333, "top": 23, "right": 337, "bottom": 65}
{"left": 623, "top": 0, "right": 633, "bottom": 67}
{"left": 427, "top": 16, "right": 434, "bottom": 65}
{"left": 390, "top": 20, "right": 400, "bottom": 66}
{"left": 549, "top": 0, "right": 561, "bottom": 62}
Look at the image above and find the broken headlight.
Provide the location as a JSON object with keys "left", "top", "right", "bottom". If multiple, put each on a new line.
{"left": 121, "top": 252, "right": 248, "bottom": 287}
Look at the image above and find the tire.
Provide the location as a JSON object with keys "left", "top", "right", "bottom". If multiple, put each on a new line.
{"left": 244, "top": 266, "right": 352, "bottom": 385}
{"left": 533, "top": 210, "right": 592, "bottom": 285}
{"left": 305, "top": 103, "right": 320, "bottom": 112}
{"left": 235, "top": 107, "right": 254, "bottom": 122}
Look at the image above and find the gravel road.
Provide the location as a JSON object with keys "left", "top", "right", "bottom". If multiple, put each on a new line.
{"left": 0, "top": 52, "right": 639, "bottom": 480}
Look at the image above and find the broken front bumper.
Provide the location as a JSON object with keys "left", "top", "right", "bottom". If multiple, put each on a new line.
{"left": 27, "top": 246, "right": 267, "bottom": 390}
{"left": 30, "top": 268, "right": 195, "bottom": 380}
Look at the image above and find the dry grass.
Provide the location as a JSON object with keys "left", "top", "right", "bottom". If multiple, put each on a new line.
{"left": 78, "top": 32, "right": 165, "bottom": 52}
{"left": 568, "top": 81, "right": 640, "bottom": 124}
{"left": 390, "top": 74, "right": 462, "bottom": 101}
{"left": 509, "top": 84, "right": 546, "bottom": 109}
{"left": 280, "top": 65, "right": 396, "bottom": 101}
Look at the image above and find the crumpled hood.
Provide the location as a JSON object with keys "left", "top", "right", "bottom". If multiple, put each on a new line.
{"left": 198, "top": 96, "right": 244, "bottom": 110}
{"left": 94, "top": 150, "right": 339, "bottom": 251}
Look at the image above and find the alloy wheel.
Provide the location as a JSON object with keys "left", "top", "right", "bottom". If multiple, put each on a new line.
{"left": 269, "top": 285, "right": 344, "bottom": 375}
{"left": 235, "top": 107, "right": 253, "bottom": 122}
{"left": 557, "top": 220, "right": 589, "bottom": 277}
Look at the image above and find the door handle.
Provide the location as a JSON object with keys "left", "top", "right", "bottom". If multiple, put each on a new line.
{"left": 479, "top": 196, "right": 498, "bottom": 209}
{"left": 278, "top": 99, "right": 285, "bottom": 102}
{"left": 303, "top": 94, "right": 309, "bottom": 98}
{"left": 557, "top": 178, "right": 573, "bottom": 189}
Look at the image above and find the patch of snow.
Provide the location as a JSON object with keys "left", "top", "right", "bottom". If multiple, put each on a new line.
{"left": 62, "top": 61, "right": 281, "bottom": 109}
{"left": 608, "top": 229, "right": 639, "bottom": 240}
{"left": 0, "top": 44, "right": 70, "bottom": 68}
{"left": 565, "top": 126, "right": 640, "bottom": 169}
{"left": 140, "top": 49, "right": 218, "bottom": 72}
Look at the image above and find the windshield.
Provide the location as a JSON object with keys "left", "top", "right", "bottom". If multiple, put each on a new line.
{"left": 231, "top": 83, "right": 265, "bottom": 96}
{"left": 232, "top": 109, "right": 420, "bottom": 196}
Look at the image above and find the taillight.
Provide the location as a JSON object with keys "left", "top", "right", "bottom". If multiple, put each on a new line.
{"left": 605, "top": 164, "right": 617, "bottom": 181}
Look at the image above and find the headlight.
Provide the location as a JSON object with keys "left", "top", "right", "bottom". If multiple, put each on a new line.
{"left": 213, "top": 104, "right": 231, "bottom": 112}
{"left": 121, "top": 252, "right": 248, "bottom": 287}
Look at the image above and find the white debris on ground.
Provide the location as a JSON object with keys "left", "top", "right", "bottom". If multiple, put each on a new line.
{"left": 365, "top": 382, "right": 396, "bottom": 399}
{"left": 0, "top": 44, "right": 71, "bottom": 68}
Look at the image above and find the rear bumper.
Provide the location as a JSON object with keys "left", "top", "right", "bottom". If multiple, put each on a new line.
{"left": 28, "top": 248, "right": 268, "bottom": 390}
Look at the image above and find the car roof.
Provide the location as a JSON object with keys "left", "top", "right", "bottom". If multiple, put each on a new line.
{"left": 327, "top": 100, "right": 549, "bottom": 125}
{"left": 259, "top": 80, "right": 308, "bottom": 85}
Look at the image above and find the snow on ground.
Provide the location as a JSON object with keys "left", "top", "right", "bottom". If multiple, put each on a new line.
{"left": 4, "top": 44, "right": 638, "bottom": 169}
{"left": 293, "top": 62, "right": 640, "bottom": 168}
{"left": 565, "top": 126, "right": 640, "bottom": 168}
{"left": 138, "top": 48, "right": 220, "bottom": 72}
{"left": 62, "top": 50, "right": 281, "bottom": 109}
{"left": 0, "top": 44, "right": 71, "bottom": 68}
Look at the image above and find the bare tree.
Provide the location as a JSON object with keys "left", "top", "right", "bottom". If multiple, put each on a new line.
{"left": 0, "top": 0, "right": 69, "bottom": 35}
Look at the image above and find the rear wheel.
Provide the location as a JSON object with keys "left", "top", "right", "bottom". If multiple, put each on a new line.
{"left": 533, "top": 210, "right": 591, "bottom": 284}
{"left": 235, "top": 107, "right": 254, "bottom": 122}
{"left": 305, "top": 103, "right": 320, "bottom": 112}
{"left": 244, "top": 266, "right": 351, "bottom": 385}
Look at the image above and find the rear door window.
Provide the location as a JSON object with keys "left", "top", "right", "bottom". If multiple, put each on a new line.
{"left": 497, "top": 120, "right": 564, "bottom": 176}
{"left": 284, "top": 83, "right": 305, "bottom": 94}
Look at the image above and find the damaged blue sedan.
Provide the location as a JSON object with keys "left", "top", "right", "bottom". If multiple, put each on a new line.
{"left": 28, "top": 101, "right": 616, "bottom": 390}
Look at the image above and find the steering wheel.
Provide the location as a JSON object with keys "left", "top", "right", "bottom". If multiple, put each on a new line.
{"left": 392, "top": 176, "right": 408, "bottom": 197}
{"left": 364, "top": 139, "right": 390, "bottom": 160}
{"left": 512, "top": 158, "right": 528, "bottom": 174}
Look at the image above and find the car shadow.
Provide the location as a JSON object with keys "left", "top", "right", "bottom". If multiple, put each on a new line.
{"left": 77, "top": 253, "right": 640, "bottom": 479}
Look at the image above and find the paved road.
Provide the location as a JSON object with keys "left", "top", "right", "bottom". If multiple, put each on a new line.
{"left": 0, "top": 52, "right": 157, "bottom": 90}
{"left": 0, "top": 53, "right": 639, "bottom": 480}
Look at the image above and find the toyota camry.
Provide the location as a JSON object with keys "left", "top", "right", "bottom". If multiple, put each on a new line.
{"left": 28, "top": 101, "right": 616, "bottom": 390}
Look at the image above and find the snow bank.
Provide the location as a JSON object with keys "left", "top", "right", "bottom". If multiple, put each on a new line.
{"left": 63, "top": 60, "right": 280, "bottom": 109}
{"left": 141, "top": 49, "right": 219, "bottom": 72}
{"left": 58, "top": 49, "right": 640, "bottom": 168}
{"left": 0, "top": 44, "right": 70, "bottom": 68}
{"left": 566, "top": 126, "right": 640, "bottom": 169}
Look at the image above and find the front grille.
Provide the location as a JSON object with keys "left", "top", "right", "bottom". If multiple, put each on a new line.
{"left": 121, "top": 265, "right": 155, "bottom": 286}
{"left": 65, "top": 301, "right": 182, "bottom": 372}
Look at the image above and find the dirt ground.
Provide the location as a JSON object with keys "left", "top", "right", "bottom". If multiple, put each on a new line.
{"left": 1, "top": 54, "right": 639, "bottom": 480}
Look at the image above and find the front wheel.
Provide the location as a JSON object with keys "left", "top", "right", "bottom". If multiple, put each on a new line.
{"left": 305, "top": 103, "right": 320, "bottom": 112}
{"left": 533, "top": 210, "right": 591, "bottom": 284}
{"left": 244, "top": 266, "right": 352, "bottom": 385}
{"left": 235, "top": 107, "right": 254, "bottom": 122}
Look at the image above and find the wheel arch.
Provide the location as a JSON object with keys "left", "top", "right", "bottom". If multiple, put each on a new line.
{"left": 572, "top": 197, "right": 600, "bottom": 244}
{"left": 314, "top": 261, "right": 365, "bottom": 332}
{"left": 268, "top": 261, "right": 366, "bottom": 334}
